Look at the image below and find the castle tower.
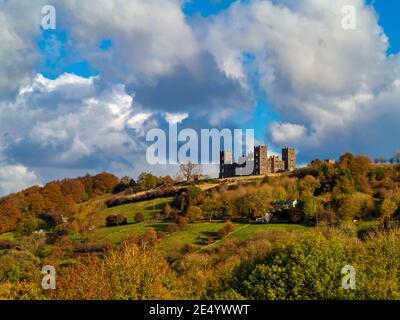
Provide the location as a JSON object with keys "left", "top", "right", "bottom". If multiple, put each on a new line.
{"left": 254, "top": 146, "right": 268, "bottom": 175}
{"left": 282, "top": 147, "right": 296, "bottom": 171}
{"left": 219, "top": 150, "right": 233, "bottom": 178}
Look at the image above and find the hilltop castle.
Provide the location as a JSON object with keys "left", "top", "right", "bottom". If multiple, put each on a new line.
{"left": 219, "top": 146, "right": 296, "bottom": 178}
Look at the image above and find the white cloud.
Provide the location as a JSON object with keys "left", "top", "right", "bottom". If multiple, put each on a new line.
{"left": 61, "top": 0, "right": 199, "bottom": 82}
{"left": 204, "top": 0, "right": 400, "bottom": 158}
{"left": 164, "top": 112, "right": 189, "bottom": 124}
{"left": 0, "top": 0, "right": 48, "bottom": 98}
{"left": 0, "top": 164, "right": 41, "bottom": 195}
{"left": 270, "top": 122, "right": 307, "bottom": 145}
{"left": 0, "top": 73, "right": 154, "bottom": 169}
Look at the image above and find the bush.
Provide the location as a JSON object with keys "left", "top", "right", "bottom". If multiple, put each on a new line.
{"left": 0, "top": 240, "right": 14, "bottom": 250}
{"left": 181, "top": 243, "right": 197, "bottom": 254}
{"left": 319, "top": 210, "right": 338, "bottom": 226}
{"left": 187, "top": 206, "right": 203, "bottom": 223}
{"left": 162, "top": 203, "right": 173, "bottom": 217}
{"left": 52, "top": 240, "right": 172, "bottom": 300}
{"left": 166, "top": 223, "right": 179, "bottom": 233}
{"left": 15, "top": 217, "right": 46, "bottom": 236}
{"left": 176, "top": 216, "right": 189, "bottom": 230}
{"left": 134, "top": 212, "right": 145, "bottom": 223}
{"left": 289, "top": 208, "right": 304, "bottom": 224}
{"left": 106, "top": 214, "right": 127, "bottom": 227}
{"left": 221, "top": 233, "right": 349, "bottom": 300}
{"left": 45, "top": 228, "right": 68, "bottom": 244}
{"left": 0, "top": 250, "right": 41, "bottom": 283}
{"left": 217, "top": 221, "right": 235, "bottom": 239}
{"left": 214, "top": 228, "right": 400, "bottom": 300}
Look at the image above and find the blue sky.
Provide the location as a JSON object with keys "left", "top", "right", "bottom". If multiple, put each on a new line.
{"left": 1, "top": 0, "right": 400, "bottom": 194}
{"left": 367, "top": 0, "right": 400, "bottom": 54}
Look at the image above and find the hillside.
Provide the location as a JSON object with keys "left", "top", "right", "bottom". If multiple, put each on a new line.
{"left": 0, "top": 153, "right": 400, "bottom": 299}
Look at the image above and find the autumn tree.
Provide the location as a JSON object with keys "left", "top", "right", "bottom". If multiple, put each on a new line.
{"left": 338, "top": 192, "right": 374, "bottom": 221}
{"left": 137, "top": 172, "right": 159, "bottom": 191}
{"left": 25, "top": 192, "right": 45, "bottom": 216}
{"left": 187, "top": 206, "right": 203, "bottom": 223}
{"left": 52, "top": 238, "right": 172, "bottom": 300}
{"left": 299, "top": 175, "right": 320, "bottom": 197}
{"left": 41, "top": 181, "right": 63, "bottom": 212}
{"left": 179, "top": 161, "right": 200, "bottom": 182}
{"left": 235, "top": 191, "right": 272, "bottom": 222}
{"left": 0, "top": 201, "right": 23, "bottom": 233}
{"left": 61, "top": 178, "right": 87, "bottom": 203}
{"left": 92, "top": 173, "right": 119, "bottom": 195}
{"left": 202, "top": 198, "right": 224, "bottom": 222}
{"left": 380, "top": 198, "right": 398, "bottom": 226}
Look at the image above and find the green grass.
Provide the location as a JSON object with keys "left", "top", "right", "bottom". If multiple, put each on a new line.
{"left": 159, "top": 222, "right": 311, "bottom": 256}
{"left": 101, "top": 197, "right": 173, "bottom": 223}
{"left": 0, "top": 232, "right": 15, "bottom": 241}
{"left": 229, "top": 223, "right": 310, "bottom": 240}
{"left": 78, "top": 195, "right": 311, "bottom": 254}
{"left": 159, "top": 222, "right": 230, "bottom": 256}
{"left": 92, "top": 197, "right": 174, "bottom": 244}
{"left": 357, "top": 220, "right": 380, "bottom": 232}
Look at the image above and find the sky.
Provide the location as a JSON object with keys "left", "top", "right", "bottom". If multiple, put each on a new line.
{"left": 1, "top": 0, "right": 400, "bottom": 195}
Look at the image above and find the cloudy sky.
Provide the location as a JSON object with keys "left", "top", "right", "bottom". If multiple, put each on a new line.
{"left": 1, "top": 0, "right": 400, "bottom": 195}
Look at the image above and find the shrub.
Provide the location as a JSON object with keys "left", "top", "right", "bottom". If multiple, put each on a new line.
{"left": 116, "top": 214, "right": 128, "bottom": 225}
{"left": 217, "top": 221, "right": 235, "bottom": 239}
{"left": 134, "top": 212, "right": 145, "bottom": 223}
{"left": 105, "top": 215, "right": 119, "bottom": 227}
{"left": 15, "top": 217, "right": 46, "bottom": 236}
{"left": 187, "top": 206, "right": 203, "bottom": 223}
{"left": 221, "top": 233, "right": 349, "bottom": 300}
{"left": 319, "top": 210, "right": 338, "bottom": 226}
{"left": 176, "top": 216, "right": 189, "bottom": 230}
{"left": 52, "top": 238, "right": 172, "bottom": 300}
{"left": 0, "top": 240, "right": 14, "bottom": 250}
{"left": 162, "top": 203, "right": 173, "bottom": 217}
{"left": 0, "top": 250, "right": 41, "bottom": 283}
{"left": 166, "top": 223, "right": 179, "bottom": 233}
{"left": 181, "top": 243, "right": 197, "bottom": 254}
{"left": 289, "top": 208, "right": 304, "bottom": 224}
{"left": 105, "top": 214, "right": 127, "bottom": 227}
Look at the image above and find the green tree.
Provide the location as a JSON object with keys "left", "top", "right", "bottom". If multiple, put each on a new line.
{"left": 380, "top": 198, "right": 398, "bottom": 225}
{"left": 202, "top": 199, "right": 224, "bottom": 222}
{"left": 299, "top": 175, "right": 320, "bottom": 197}
{"left": 137, "top": 172, "right": 159, "bottom": 191}
{"left": 187, "top": 206, "right": 203, "bottom": 223}
{"left": 338, "top": 192, "right": 373, "bottom": 221}
{"left": 222, "top": 233, "right": 349, "bottom": 300}
{"left": 235, "top": 191, "right": 271, "bottom": 222}
{"left": 300, "top": 196, "right": 323, "bottom": 225}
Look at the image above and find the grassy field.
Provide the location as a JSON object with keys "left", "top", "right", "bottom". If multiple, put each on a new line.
{"left": 93, "top": 197, "right": 173, "bottom": 243}
{"left": 93, "top": 221, "right": 174, "bottom": 244}
{"left": 159, "top": 222, "right": 230, "bottom": 256}
{"left": 85, "top": 195, "right": 313, "bottom": 252}
{"left": 229, "top": 223, "right": 309, "bottom": 240}
{"left": 101, "top": 197, "right": 173, "bottom": 223}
